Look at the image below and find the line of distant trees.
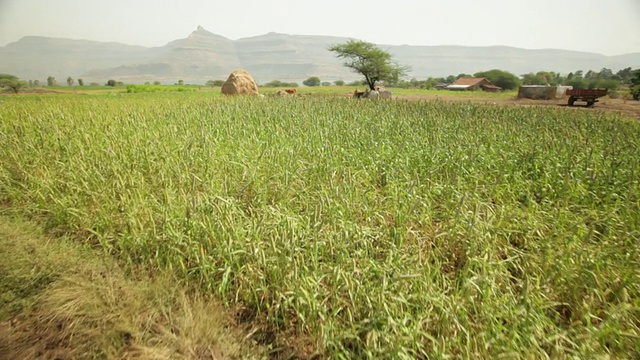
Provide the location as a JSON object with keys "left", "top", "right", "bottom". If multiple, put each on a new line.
{"left": 3, "top": 67, "right": 640, "bottom": 100}
{"left": 390, "top": 67, "right": 637, "bottom": 92}
{"left": 115, "top": 68, "right": 640, "bottom": 100}
{"left": 216, "top": 67, "right": 638, "bottom": 93}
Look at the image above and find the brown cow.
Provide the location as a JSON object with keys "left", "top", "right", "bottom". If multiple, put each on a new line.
{"left": 353, "top": 89, "right": 366, "bottom": 98}
{"left": 284, "top": 88, "right": 297, "bottom": 95}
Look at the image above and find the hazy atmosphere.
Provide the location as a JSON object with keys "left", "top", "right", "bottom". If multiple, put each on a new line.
{"left": 1, "top": 0, "right": 639, "bottom": 55}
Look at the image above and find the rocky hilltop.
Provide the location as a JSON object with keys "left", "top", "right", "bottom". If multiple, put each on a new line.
{"left": 1, "top": 26, "right": 638, "bottom": 84}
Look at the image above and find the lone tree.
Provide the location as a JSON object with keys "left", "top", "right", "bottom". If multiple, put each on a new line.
{"left": 0, "top": 74, "right": 28, "bottom": 93}
{"left": 303, "top": 76, "right": 321, "bottom": 87}
{"left": 329, "top": 40, "right": 409, "bottom": 91}
{"left": 473, "top": 69, "right": 521, "bottom": 90}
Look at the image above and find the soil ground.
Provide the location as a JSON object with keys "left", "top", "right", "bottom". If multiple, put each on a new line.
{"left": 398, "top": 93, "right": 640, "bottom": 120}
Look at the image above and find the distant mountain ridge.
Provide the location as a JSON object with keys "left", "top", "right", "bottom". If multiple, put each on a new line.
{"left": 1, "top": 26, "right": 638, "bottom": 84}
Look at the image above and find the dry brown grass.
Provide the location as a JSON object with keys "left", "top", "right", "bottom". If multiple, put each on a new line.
{"left": 0, "top": 216, "right": 266, "bottom": 360}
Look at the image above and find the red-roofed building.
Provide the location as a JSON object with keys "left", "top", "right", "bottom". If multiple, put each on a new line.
{"left": 447, "top": 77, "right": 502, "bottom": 92}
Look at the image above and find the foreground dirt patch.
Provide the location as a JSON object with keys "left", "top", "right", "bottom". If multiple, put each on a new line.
{"left": 567, "top": 97, "right": 640, "bottom": 120}
{"left": 0, "top": 216, "right": 266, "bottom": 360}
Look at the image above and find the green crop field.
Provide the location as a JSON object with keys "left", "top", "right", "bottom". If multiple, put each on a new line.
{"left": 1, "top": 92, "right": 638, "bottom": 358}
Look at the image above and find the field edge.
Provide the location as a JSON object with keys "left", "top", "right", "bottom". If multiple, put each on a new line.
{"left": 0, "top": 213, "right": 269, "bottom": 360}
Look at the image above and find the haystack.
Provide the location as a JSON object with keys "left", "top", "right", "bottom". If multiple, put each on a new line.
{"left": 221, "top": 69, "right": 260, "bottom": 96}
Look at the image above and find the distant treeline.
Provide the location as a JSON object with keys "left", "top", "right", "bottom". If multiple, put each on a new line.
{"left": 223, "top": 67, "right": 639, "bottom": 93}
{"left": 391, "top": 67, "right": 637, "bottom": 91}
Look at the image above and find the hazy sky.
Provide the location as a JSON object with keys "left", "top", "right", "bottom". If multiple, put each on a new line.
{"left": 1, "top": 0, "right": 639, "bottom": 55}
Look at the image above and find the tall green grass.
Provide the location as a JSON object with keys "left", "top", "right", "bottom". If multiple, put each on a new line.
{"left": 126, "top": 84, "right": 197, "bottom": 93}
{"left": 1, "top": 93, "right": 638, "bottom": 358}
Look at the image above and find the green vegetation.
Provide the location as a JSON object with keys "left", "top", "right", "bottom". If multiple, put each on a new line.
{"left": 395, "top": 87, "right": 518, "bottom": 99}
{"left": 518, "top": 67, "right": 640, "bottom": 94}
{"left": 0, "top": 93, "right": 638, "bottom": 358}
{"left": 0, "top": 73, "right": 27, "bottom": 93}
{"left": 303, "top": 76, "right": 321, "bottom": 87}
{"left": 630, "top": 69, "right": 640, "bottom": 100}
{"left": 262, "top": 79, "right": 299, "bottom": 88}
{"left": 126, "top": 84, "right": 196, "bottom": 93}
{"left": 329, "top": 40, "right": 410, "bottom": 90}
{"left": 395, "top": 67, "right": 639, "bottom": 95}
{"left": 206, "top": 79, "right": 225, "bottom": 87}
{"left": 474, "top": 69, "right": 521, "bottom": 90}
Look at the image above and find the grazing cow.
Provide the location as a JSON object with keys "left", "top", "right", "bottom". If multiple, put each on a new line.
{"left": 354, "top": 88, "right": 391, "bottom": 100}
{"left": 353, "top": 89, "right": 367, "bottom": 98}
{"left": 284, "top": 88, "right": 297, "bottom": 95}
{"left": 377, "top": 88, "right": 393, "bottom": 99}
{"left": 364, "top": 90, "right": 379, "bottom": 100}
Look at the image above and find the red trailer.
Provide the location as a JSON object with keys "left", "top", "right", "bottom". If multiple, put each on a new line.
{"left": 565, "top": 88, "right": 608, "bottom": 107}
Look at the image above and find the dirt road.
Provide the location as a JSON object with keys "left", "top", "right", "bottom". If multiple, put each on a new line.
{"left": 399, "top": 93, "right": 640, "bottom": 120}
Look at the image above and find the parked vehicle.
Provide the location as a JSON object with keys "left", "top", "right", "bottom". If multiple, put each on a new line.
{"left": 565, "top": 88, "right": 608, "bottom": 107}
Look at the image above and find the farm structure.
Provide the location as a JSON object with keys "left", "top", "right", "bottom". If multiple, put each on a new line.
{"left": 446, "top": 77, "right": 502, "bottom": 92}
{"left": 518, "top": 85, "right": 574, "bottom": 100}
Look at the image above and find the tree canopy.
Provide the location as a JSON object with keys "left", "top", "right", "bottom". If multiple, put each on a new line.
{"left": 329, "top": 40, "right": 409, "bottom": 91}
{"left": 630, "top": 68, "right": 640, "bottom": 100}
{"left": 521, "top": 71, "right": 563, "bottom": 86}
{"left": 206, "top": 80, "right": 225, "bottom": 87}
{"left": 473, "top": 69, "right": 521, "bottom": 90}
{"left": 303, "top": 76, "right": 321, "bottom": 87}
{"left": 0, "top": 73, "right": 27, "bottom": 93}
{"left": 262, "top": 80, "right": 299, "bottom": 88}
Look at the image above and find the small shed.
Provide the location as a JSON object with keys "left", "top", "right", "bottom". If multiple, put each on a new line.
{"left": 447, "top": 77, "right": 501, "bottom": 91}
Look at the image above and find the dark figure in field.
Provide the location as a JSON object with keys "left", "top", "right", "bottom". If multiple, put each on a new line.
{"left": 353, "top": 89, "right": 367, "bottom": 98}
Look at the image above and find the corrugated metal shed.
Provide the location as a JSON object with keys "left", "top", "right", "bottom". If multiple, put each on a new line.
{"left": 451, "top": 77, "right": 488, "bottom": 86}
{"left": 446, "top": 84, "right": 472, "bottom": 90}
{"left": 447, "top": 77, "right": 501, "bottom": 91}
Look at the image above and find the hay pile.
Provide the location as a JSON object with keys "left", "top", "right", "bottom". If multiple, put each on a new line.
{"left": 221, "top": 69, "right": 260, "bottom": 96}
